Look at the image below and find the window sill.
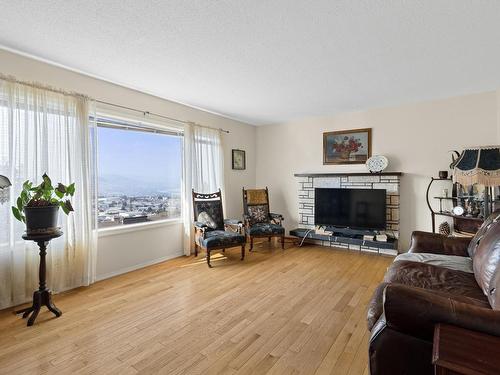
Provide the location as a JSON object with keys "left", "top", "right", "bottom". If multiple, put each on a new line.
{"left": 98, "top": 218, "right": 182, "bottom": 238}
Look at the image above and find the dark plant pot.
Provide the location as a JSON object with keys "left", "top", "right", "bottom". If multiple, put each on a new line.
{"left": 24, "top": 205, "right": 60, "bottom": 235}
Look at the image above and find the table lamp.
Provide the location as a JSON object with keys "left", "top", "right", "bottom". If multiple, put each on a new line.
{"left": 0, "top": 175, "right": 11, "bottom": 205}
{"left": 452, "top": 146, "right": 500, "bottom": 217}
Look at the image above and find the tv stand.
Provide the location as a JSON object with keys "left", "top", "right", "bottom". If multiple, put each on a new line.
{"left": 321, "top": 226, "right": 378, "bottom": 238}
{"left": 289, "top": 228, "right": 398, "bottom": 255}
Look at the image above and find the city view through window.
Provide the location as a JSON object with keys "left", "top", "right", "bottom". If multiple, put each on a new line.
{"left": 97, "top": 124, "right": 182, "bottom": 228}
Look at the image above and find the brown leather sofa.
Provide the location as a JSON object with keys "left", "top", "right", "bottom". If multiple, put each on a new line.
{"left": 367, "top": 212, "right": 500, "bottom": 375}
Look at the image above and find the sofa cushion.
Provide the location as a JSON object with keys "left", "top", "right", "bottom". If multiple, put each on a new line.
{"left": 384, "top": 260, "right": 487, "bottom": 302}
{"left": 394, "top": 253, "right": 473, "bottom": 273}
{"left": 468, "top": 212, "right": 500, "bottom": 258}
{"left": 471, "top": 213, "right": 500, "bottom": 308}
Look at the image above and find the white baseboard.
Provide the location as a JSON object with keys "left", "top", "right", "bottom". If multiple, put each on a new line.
{"left": 95, "top": 252, "right": 184, "bottom": 282}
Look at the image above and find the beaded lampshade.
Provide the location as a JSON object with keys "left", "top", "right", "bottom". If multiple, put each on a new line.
{"left": 0, "top": 175, "right": 11, "bottom": 204}
{"left": 452, "top": 146, "right": 500, "bottom": 187}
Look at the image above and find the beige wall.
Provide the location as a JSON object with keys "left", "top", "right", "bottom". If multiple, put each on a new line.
{"left": 0, "top": 49, "right": 257, "bottom": 278}
{"left": 2, "top": 47, "right": 499, "bottom": 267}
{"left": 256, "top": 92, "right": 498, "bottom": 249}
{"left": 497, "top": 91, "right": 500, "bottom": 142}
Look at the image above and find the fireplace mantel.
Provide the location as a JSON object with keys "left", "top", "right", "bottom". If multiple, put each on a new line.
{"left": 294, "top": 172, "right": 403, "bottom": 177}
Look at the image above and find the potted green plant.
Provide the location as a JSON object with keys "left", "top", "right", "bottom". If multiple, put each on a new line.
{"left": 11, "top": 173, "right": 75, "bottom": 235}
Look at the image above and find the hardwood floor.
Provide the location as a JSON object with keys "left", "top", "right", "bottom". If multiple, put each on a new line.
{"left": 0, "top": 242, "right": 392, "bottom": 375}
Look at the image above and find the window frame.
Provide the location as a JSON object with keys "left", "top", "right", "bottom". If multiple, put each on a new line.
{"left": 95, "top": 111, "right": 184, "bottom": 233}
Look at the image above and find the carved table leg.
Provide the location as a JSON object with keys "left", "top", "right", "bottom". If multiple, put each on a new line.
{"left": 27, "top": 290, "right": 42, "bottom": 326}
{"left": 43, "top": 290, "right": 62, "bottom": 317}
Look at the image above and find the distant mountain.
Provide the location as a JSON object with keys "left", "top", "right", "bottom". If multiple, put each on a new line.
{"left": 99, "top": 174, "right": 180, "bottom": 196}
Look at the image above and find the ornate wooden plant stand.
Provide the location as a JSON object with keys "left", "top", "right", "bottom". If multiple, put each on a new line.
{"left": 16, "top": 231, "right": 63, "bottom": 326}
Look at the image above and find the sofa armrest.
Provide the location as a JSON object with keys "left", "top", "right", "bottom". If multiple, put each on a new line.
{"left": 383, "top": 284, "right": 500, "bottom": 342}
{"left": 408, "top": 231, "right": 471, "bottom": 257}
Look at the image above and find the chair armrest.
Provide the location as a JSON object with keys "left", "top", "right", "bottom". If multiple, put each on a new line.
{"left": 194, "top": 221, "right": 208, "bottom": 229}
{"left": 408, "top": 231, "right": 471, "bottom": 257}
{"left": 269, "top": 212, "right": 284, "bottom": 225}
{"left": 224, "top": 218, "right": 243, "bottom": 233}
{"left": 224, "top": 219, "right": 242, "bottom": 226}
{"left": 383, "top": 284, "right": 500, "bottom": 342}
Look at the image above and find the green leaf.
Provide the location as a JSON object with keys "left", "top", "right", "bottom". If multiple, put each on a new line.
{"left": 42, "top": 173, "right": 52, "bottom": 187}
{"left": 56, "top": 183, "right": 66, "bottom": 193}
{"left": 54, "top": 189, "right": 64, "bottom": 199}
{"left": 17, "top": 197, "right": 23, "bottom": 212}
{"left": 65, "top": 200, "right": 74, "bottom": 212}
{"left": 66, "top": 183, "right": 75, "bottom": 196}
{"left": 20, "top": 190, "right": 29, "bottom": 204}
{"left": 60, "top": 200, "right": 74, "bottom": 215}
{"left": 22, "top": 180, "right": 31, "bottom": 191}
{"left": 11, "top": 207, "right": 25, "bottom": 223}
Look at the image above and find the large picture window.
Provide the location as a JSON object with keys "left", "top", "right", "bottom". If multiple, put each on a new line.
{"left": 97, "top": 116, "right": 182, "bottom": 228}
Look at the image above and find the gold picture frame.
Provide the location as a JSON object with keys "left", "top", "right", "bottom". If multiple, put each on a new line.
{"left": 323, "top": 128, "right": 372, "bottom": 165}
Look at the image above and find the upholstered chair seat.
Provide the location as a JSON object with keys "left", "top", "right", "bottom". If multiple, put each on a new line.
{"left": 247, "top": 223, "right": 285, "bottom": 236}
{"left": 200, "top": 230, "right": 246, "bottom": 249}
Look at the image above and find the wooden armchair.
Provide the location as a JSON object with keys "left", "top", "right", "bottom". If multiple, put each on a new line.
{"left": 242, "top": 187, "right": 285, "bottom": 251}
{"left": 192, "top": 189, "right": 246, "bottom": 267}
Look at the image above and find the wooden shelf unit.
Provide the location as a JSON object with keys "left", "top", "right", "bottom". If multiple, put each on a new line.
{"left": 426, "top": 177, "right": 484, "bottom": 235}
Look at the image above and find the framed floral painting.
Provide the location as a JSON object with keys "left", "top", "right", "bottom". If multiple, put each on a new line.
{"left": 323, "top": 128, "right": 371, "bottom": 165}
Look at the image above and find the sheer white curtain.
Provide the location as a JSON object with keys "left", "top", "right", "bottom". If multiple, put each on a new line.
{"left": 182, "top": 123, "right": 225, "bottom": 256}
{"left": 0, "top": 75, "right": 97, "bottom": 309}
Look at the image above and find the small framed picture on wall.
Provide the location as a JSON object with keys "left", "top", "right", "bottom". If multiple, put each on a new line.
{"left": 232, "top": 149, "right": 246, "bottom": 170}
{"left": 323, "top": 128, "right": 372, "bottom": 165}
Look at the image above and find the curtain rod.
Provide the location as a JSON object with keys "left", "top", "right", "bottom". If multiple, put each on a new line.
{"left": 0, "top": 74, "right": 230, "bottom": 133}
{"left": 96, "top": 99, "right": 230, "bottom": 134}
{"left": 0, "top": 73, "right": 90, "bottom": 100}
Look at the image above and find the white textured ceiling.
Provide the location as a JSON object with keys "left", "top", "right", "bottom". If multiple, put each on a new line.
{"left": 1, "top": 1, "right": 500, "bottom": 125}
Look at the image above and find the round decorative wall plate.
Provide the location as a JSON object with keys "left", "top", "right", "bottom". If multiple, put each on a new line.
{"left": 366, "top": 155, "right": 389, "bottom": 173}
{"left": 452, "top": 206, "right": 465, "bottom": 216}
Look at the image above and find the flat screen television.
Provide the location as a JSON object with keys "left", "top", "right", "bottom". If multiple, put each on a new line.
{"left": 314, "top": 188, "right": 386, "bottom": 230}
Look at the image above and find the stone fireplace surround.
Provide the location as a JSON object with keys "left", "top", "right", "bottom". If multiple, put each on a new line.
{"left": 294, "top": 172, "right": 401, "bottom": 255}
